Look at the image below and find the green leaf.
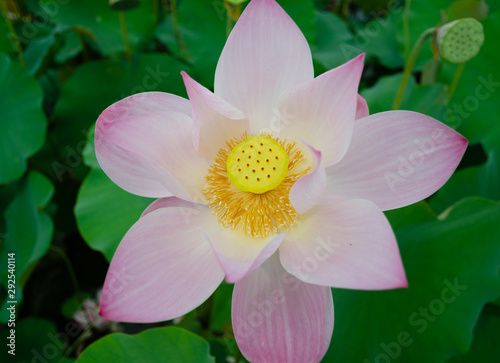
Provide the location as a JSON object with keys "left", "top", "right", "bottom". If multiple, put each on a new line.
{"left": 55, "top": 30, "right": 82, "bottom": 64}
{"left": 61, "top": 292, "right": 92, "bottom": 320}
{"left": 447, "top": 304, "right": 500, "bottom": 362}
{"left": 39, "top": 0, "right": 155, "bottom": 56}
{"left": 1, "top": 318, "right": 64, "bottom": 363}
{"left": 430, "top": 147, "right": 500, "bottom": 213}
{"left": 156, "top": 0, "right": 225, "bottom": 87}
{"left": 312, "top": 11, "right": 354, "bottom": 72}
{"left": 0, "top": 286, "right": 22, "bottom": 324}
{"left": 359, "top": 7, "right": 405, "bottom": 69}
{"left": 494, "top": 296, "right": 500, "bottom": 307}
{"left": 359, "top": 0, "right": 490, "bottom": 71}
{"left": 361, "top": 73, "right": 447, "bottom": 118}
{"left": 76, "top": 327, "right": 214, "bottom": 363}
{"left": 50, "top": 54, "right": 188, "bottom": 181}
{"left": 158, "top": 0, "right": 316, "bottom": 87}
{"left": 322, "top": 198, "right": 500, "bottom": 362}
{"left": 0, "top": 13, "right": 14, "bottom": 55}
{"left": 279, "top": 0, "right": 316, "bottom": 46}
{"left": 82, "top": 125, "right": 99, "bottom": 169}
{"left": 0, "top": 172, "right": 54, "bottom": 323}
{"left": 23, "top": 30, "right": 57, "bottom": 76}
{"left": 74, "top": 168, "right": 153, "bottom": 261}
{"left": 384, "top": 201, "right": 437, "bottom": 230}
{"left": 0, "top": 171, "right": 54, "bottom": 296}
{"left": 0, "top": 53, "right": 47, "bottom": 184}
{"left": 487, "top": 0, "right": 500, "bottom": 12}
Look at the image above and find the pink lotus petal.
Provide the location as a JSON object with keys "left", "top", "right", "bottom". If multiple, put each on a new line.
{"left": 203, "top": 228, "right": 286, "bottom": 283}
{"left": 280, "top": 199, "right": 408, "bottom": 290}
{"left": 95, "top": 92, "right": 210, "bottom": 201}
{"left": 232, "top": 252, "right": 333, "bottom": 363}
{"left": 324, "top": 111, "right": 468, "bottom": 211}
{"left": 181, "top": 72, "right": 249, "bottom": 160}
{"left": 214, "top": 0, "right": 314, "bottom": 134}
{"left": 279, "top": 54, "right": 364, "bottom": 167}
{"left": 356, "top": 94, "right": 369, "bottom": 120}
{"left": 141, "top": 196, "right": 206, "bottom": 217}
{"left": 289, "top": 141, "right": 326, "bottom": 214}
{"left": 99, "top": 206, "right": 224, "bottom": 322}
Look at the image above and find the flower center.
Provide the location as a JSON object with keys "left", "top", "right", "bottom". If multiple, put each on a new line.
{"left": 226, "top": 136, "right": 289, "bottom": 194}
{"left": 205, "top": 133, "right": 309, "bottom": 238}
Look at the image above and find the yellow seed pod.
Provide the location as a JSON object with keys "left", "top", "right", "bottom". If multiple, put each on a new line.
{"left": 437, "top": 18, "right": 484, "bottom": 64}
{"left": 227, "top": 136, "right": 289, "bottom": 194}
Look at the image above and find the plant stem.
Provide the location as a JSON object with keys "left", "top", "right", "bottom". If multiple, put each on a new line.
{"left": 119, "top": 11, "right": 132, "bottom": 60}
{"left": 1, "top": 0, "right": 25, "bottom": 66}
{"left": 403, "top": 0, "right": 412, "bottom": 60}
{"left": 446, "top": 62, "right": 465, "bottom": 105}
{"left": 61, "top": 322, "right": 94, "bottom": 360}
{"left": 392, "top": 27, "right": 435, "bottom": 110}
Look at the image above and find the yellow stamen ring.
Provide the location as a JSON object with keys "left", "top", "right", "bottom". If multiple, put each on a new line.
{"left": 204, "top": 133, "right": 309, "bottom": 238}
{"left": 227, "top": 136, "right": 289, "bottom": 194}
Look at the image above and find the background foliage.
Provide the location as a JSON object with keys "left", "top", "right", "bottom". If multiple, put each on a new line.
{"left": 0, "top": 0, "right": 499, "bottom": 362}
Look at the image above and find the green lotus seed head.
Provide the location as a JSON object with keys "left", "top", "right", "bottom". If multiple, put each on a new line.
{"left": 437, "top": 18, "right": 485, "bottom": 64}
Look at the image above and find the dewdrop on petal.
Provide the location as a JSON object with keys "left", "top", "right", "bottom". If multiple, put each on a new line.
{"left": 437, "top": 18, "right": 484, "bottom": 64}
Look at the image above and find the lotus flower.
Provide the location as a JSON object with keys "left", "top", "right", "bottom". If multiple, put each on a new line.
{"left": 96, "top": 0, "right": 467, "bottom": 361}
